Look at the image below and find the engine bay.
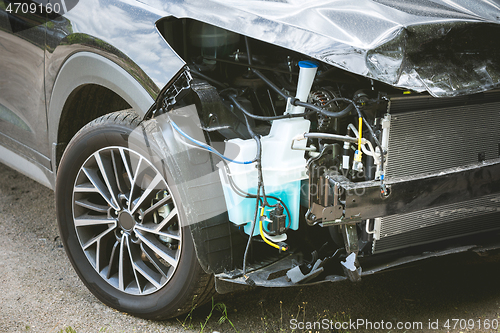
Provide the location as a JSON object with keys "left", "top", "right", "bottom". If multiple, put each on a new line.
{"left": 147, "top": 18, "right": 500, "bottom": 287}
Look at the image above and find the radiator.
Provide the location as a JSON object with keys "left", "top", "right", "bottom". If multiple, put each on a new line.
{"left": 385, "top": 94, "right": 500, "bottom": 179}
{"left": 373, "top": 194, "right": 500, "bottom": 254}
{"left": 372, "top": 92, "right": 500, "bottom": 254}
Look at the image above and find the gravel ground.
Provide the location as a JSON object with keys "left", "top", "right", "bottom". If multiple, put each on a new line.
{"left": 0, "top": 164, "right": 198, "bottom": 333}
{"left": 1, "top": 162, "right": 500, "bottom": 333}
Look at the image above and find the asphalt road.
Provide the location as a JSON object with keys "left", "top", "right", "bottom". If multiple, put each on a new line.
{"left": 1, "top": 162, "right": 500, "bottom": 333}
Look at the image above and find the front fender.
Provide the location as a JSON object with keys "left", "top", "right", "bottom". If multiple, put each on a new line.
{"left": 47, "top": 51, "right": 156, "bottom": 177}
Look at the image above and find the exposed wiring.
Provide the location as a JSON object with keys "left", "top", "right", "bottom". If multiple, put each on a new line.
{"left": 163, "top": 38, "right": 390, "bottom": 286}
{"left": 243, "top": 36, "right": 354, "bottom": 119}
{"left": 169, "top": 116, "right": 293, "bottom": 229}
{"left": 250, "top": 71, "right": 354, "bottom": 118}
{"left": 345, "top": 124, "right": 379, "bottom": 164}
{"left": 351, "top": 107, "right": 387, "bottom": 195}
{"left": 167, "top": 109, "right": 291, "bottom": 284}
{"left": 300, "top": 131, "right": 379, "bottom": 162}
{"left": 352, "top": 116, "right": 363, "bottom": 165}
{"left": 224, "top": 159, "right": 293, "bottom": 231}
{"left": 303, "top": 132, "right": 358, "bottom": 144}
{"left": 168, "top": 112, "right": 264, "bottom": 283}
{"left": 294, "top": 99, "right": 353, "bottom": 118}
{"left": 242, "top": 184, "right": 261, "bottom": 286}
{"left": 233, "top": 91, "right": 292, "bottom": 214}
{"left": 221, "top": 159, "right": 292, "bottom": 229}
{"left": 240, "top": 111, "right": 274, "bottom": 209}
{"left": 251, "top": 68, "right": 288, "bottom": 100}
{"left": 357, "top": 116, "right": 363, "bottom": 154}
{"left": 227, "top": 93, "right": 312, "bottom": 121}
{"left": 169, "top": 120, "right": 256, "bottom": 165}
{"left": 231, "top": 64, "right": 291, "bottom": 279}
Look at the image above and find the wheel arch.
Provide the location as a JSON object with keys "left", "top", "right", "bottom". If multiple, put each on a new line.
{"left": 48, "top": 51, "right": 156, "bottom": 177}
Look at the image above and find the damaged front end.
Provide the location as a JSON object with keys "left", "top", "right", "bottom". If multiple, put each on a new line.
{"left": 142, "top": 17, "right": 500, "bottom": 291}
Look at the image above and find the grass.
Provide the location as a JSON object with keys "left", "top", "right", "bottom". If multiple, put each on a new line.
{"left": 200, "top": 298, "right": 238, "bottom": 333}
{"left": 176, "top": 290, "right": 356, "bottom": 333}
{"left": 47, "top": 292, "right": 354, "bottom": 333}
{"left": 179, "top": 297, "right": 239, "bottom": 333}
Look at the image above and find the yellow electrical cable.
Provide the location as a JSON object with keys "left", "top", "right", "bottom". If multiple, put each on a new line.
{"left": 358, "top": 116, "right": 363, "bottom": 153}
{"left": 259, "top": 207, "right": 287, "bottom": 252}
{"left": 353, "top": 116, "right": 363, "bottom": 163}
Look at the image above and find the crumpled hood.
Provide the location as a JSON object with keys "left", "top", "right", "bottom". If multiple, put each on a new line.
{"left": 157, "top": 0, "right": 500, "bottom": 97}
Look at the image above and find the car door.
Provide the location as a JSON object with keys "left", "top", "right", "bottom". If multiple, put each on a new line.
{"left": 0, "top": 0, "right": 50, "bottom": 169}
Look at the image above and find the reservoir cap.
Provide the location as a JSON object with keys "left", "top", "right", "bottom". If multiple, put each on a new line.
{"left": 298, "top": 60, "right": 319, "bottom": 68}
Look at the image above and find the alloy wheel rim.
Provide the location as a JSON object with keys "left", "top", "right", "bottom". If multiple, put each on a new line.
{"left": 72, "top": 146, "right": 181, "bottom": 295}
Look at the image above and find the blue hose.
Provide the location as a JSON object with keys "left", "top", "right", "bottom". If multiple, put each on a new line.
{"left": 170, "top": 120, "right": 255, "bottom": 165}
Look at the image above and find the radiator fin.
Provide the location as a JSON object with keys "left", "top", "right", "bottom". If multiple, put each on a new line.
{"left": 385, "top": 103, "right": 500, "bottom": 178}
{"left": 373, "top": 194, "right": 500, "bottom": 254}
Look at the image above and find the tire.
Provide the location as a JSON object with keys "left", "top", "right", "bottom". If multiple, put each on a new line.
{"left": 56, "top": 110, "right": 215, "bottom": 320}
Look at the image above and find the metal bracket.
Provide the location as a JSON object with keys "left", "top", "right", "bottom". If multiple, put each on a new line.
{"left": 305, "top": 144, "right": 346, "bottom": 225}
{"left": 365, "top": 218, "right": 382, "bottom": 240}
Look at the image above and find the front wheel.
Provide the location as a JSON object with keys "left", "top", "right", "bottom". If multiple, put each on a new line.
{"left": 56, "top": 111, "right": 214, "bottom": 319}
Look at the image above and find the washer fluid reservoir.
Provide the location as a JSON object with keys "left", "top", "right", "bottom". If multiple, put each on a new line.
{"left": 219, "top": 61, "right": 318, "bottom": 235}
